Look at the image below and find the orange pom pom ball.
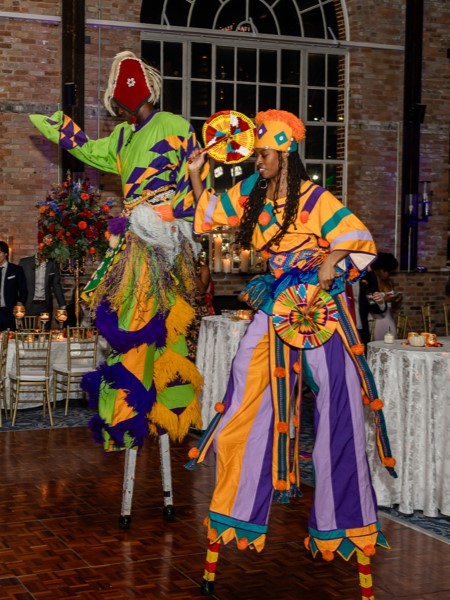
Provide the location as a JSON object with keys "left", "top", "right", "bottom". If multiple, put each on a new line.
{"left": 300, "top": 210, "right": 309, "bottom": 224}
{"left": 274, "top": 366, "right": 286, "bottom": 378}
{"left": 370, "top": 399, "right": 384, "bottom": 411}
{"left": 188, "top": 447, "right": 200, "bottom": 459}
{"left": 277, "top": 421, "right": 289, "bottom": 434}
{"left": 260, "top": 249, "right": 272, "bottom": 260}
{"left": 292, "top": 415, "right": 299, "bottom": 428}
{"left": 289, "top": 472, "right": 297, "bottom": 484}
{"left": 203, "top": 516, "right": 210, "bottom": 527}
{"left": 258, "top": 212, "right": 271, "bottom": 226}
{"left": 238, "top": 197, "right": 248, "bottom": 207}
{"left": 363, "top": 544, "right": 376, "bottom": 557}
{"left": 274, "top": 268, "right": 284, "bottom": 279}
{"left": 215, "top": 402, "right": 225, "bottom": 413}
{"left": 237, "top": 537, "right": 249, "bottom": 550}
{"left": 201, "top": 222, "right": 213, "bottom": 232}
{"left": 322, "top": 550, "right": 335, "bottom": 562}
{"left": 274, "top": 479, "right": 288, "bottom": 491}
{"left": 304, "top": 536, "right": 311, "bottom": 550}
{"left": 362, "top": 394, "right": 371, "bottom": 405}
{"left": 228, "top": 216, "right": 240, "bottom": 227}
{"left": 207, "top": 528, "right": 218, "bottom": 541}
{"left": 383, "top": 457, "right": 396, "bottom": 468}
{"left": 318, "top": 237, "right": 330, "bottom": 248}
{"left": 293, "top": 361, "right": 300, "bottom": 373}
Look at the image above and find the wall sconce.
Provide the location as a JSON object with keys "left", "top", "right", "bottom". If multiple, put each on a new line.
{"left": 406, "top": 180, "right": 432, "bottom": 223}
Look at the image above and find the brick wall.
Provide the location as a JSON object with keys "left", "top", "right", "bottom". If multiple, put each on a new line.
{"left": 1, "top": 1, "right": 449, "bottom": 324}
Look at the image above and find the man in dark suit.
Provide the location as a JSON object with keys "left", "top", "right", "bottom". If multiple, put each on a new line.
{"left": 0, "top": 240, "right": 28, "bottom": 331}
{"left": 20, "top": 253, "right": 66, "bottom": 327}
{"left": 355, "top": 269, "right": 386, "bottom": 348}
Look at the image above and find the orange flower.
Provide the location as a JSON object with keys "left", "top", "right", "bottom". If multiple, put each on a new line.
{"left": 258, "top": 211, "right": 271, "bottom": 226}
{"left": 228, "top": 216, "right": 240, "bottom": 227}
{"left": 102, "top": 204, "right": 110, "bottom": 213}
{"left": 80, "top": 193, "right": 90, "bottom": 200}
{"left": 78, "top": 220, "right": 88, "bottom": 230}
{"left": 237, "top": 537, "right": 249, "bottom": 550}
{"left": 188, "top": 447, "right": 199, "bottom": 459}
{"left": 322, "top": 550, "right": 334, "bottom": 562}
{"left": 370, "top": 399, "right": 384, "bottom": 411}
{"left": 39, "top": 206, "right": 48, "bottom": 214}
{"left": 201, "top": 222, "right": 212, "bottom": 232}
{"left": 351, "top": 343, "right": 365, "bottom": 356}
{"left": 49, "top": 211, "right": 55, "bottom": 217}
{"left": 104, "top": 230, "right": 111, "bottom": 240}
{"left": 277, "top": 421, "right": 289, "bottom": 434}
{"left": 274, "top": 366, "right": 286, "bottom": 378}
{"left": 300, "top": 210, "right": 309, "bottom": 223}
{"left": 88, "top": 247, "right": 97, "bottom": 255}
{"left": 215, "top": 402, "right": 225, "bottom": 413}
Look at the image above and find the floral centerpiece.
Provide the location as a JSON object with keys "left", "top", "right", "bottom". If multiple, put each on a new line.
{"left": 36, "top": 173, "right": 113, "bottom": 265}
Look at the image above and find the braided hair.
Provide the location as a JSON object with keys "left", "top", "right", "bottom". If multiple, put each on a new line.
{"left": 236, "top": 152, "right": 310, "bottom": 249}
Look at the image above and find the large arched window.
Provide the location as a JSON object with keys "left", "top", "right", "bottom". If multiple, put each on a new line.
{"left": 140, "top": 0, "right": 348, "bottom": 197}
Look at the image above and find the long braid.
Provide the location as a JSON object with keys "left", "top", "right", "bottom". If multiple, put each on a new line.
{"left": 236, "top": 153, "right": 310, "bottom": 250}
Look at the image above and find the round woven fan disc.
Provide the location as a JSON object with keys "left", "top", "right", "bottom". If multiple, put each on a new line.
{"left": 272, "top": 283, "right": 339, "bottom": 349}
{"left": 202, "top": 110, "right": 255, "bottom": 164}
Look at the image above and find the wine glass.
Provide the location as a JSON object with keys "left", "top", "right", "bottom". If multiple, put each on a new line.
{"left": 55, "top": 309, "right": 68, "bottom": 339}
{"left": 39, "top": 311, "right": 50, "bottom": 332}
{"left": 13, "top": 304, "right": 25, "bottom": 329}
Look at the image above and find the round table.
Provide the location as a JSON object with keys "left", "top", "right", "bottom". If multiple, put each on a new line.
{"left": 195, "top": 315, "right": 251, "bottom": 429}
{"left": 366, "top": 337, "right": 450, "bottom": 517}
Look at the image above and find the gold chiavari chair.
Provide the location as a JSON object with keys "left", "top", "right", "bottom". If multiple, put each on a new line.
{"left": 0, "top": 329, "right": 10, "bottom": 425}
{"left": 396, "top": 313, "right": 409, "bottom": 340}
{"left": 444, "top": 303, "right": 449, "bottom": 336}
{"left": 9, "top": 331, "right": 53, "bottom": 426}
{"left": 15, "top": 315, "right": 39, "bottom": 331}
{"left": 369, "top": 319, "right": 376, "bottom": 342}
{"left": 53, "top": 326, "right": 99, "bottom": 416}
{"left": 421, "top": 303, "right": 432, "bottom": 332}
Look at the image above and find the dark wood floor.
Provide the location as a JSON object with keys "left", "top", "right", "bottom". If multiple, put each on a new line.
{"left": 0, "top": 426, "right": 448, "bottom": 599}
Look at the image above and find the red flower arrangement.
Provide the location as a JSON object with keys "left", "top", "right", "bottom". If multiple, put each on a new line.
{"left": 36, "top": 174, "right": 113, "bottom": 265}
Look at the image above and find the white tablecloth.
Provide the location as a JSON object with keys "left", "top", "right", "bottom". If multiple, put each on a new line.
{"left": 195, "top": 315, "right": 251, "bottom": 429}
{"left": 366, "top": 337, "right": 450, "bottom": 516}
{"left": 5, "top": 336, "right": 109, "bottom": 409}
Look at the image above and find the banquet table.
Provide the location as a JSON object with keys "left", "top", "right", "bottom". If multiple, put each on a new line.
{"left": 195, "top": 315, "right": 251, "bottom": 429}
{"left": 366, "top": 337, "right": 450, "bottom": 517}
{"left": 4, "top": 335, "right": 109, "bottom": 410}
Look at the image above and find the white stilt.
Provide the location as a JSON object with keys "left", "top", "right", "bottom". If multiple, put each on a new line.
{"left": 119, "top": 447, "right": 137, "bottom": 529}
{"left": 159, "top": 433, "right": 175, "bottom": 519}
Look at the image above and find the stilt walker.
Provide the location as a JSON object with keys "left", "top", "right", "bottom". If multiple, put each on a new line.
{"left": 185, "top": 109, "right": 397, "bottom": 597}
{"left": 29, "top": 51, "right": 208, "bottom": 523}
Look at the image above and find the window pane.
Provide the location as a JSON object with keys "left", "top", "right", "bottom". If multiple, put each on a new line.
{"left": 162, "top": 43, "right": 183, "bottom": 77}
{"left": 259, "top": 86, "right": 277, "bottom": 111}
{"left": 308, "top": 54, "right": 325, "bottom": 87}
{"left": 326, "top": 126, "right": 339, "bottom": 159}
{"left": 327, "top": 89, "right": 338, "bottom": 122}
{"left": 305, "top": 126, "right": 324, "bottom": 160}
{"left": 281, "top": 50, "right": 300, "bottom": 84}
{"left": 191, "top": 81, "right": 211, "bottom": 117}
{"left": 308, "top": 89, "right": 324, "bottom": 122}
{"left": 237, "top": 48, "right": 256, "bottom": 82}
{"left": 163, "top": 80, "right": 182, "bottom": 114}
{"left": 217, "top": 47, "right": 235, "bottom": 80}
{"left": 191, "top": 119, "right": 205, "bottom": 144}
{"left": 306, "top": 163, "right": 323, "bottom": 186}
{"left": 280, "top": 87, "right": 299, "bottom": 114}
{"left": 327, "top": 54, "right": 339, "bottom": 87}
{"left": 259, "top": 50, "right": 277, "bottom": 83}
{"left": 325, "top": 164, "right": 338, "bottom": 193}
{"left": 141, "top": 40, "right": 161, "bottom": 71}
{"left": 236, "top": 84, "right": 256, "bottom": 118}
{"left": 216, "top": 83, "right": 234, "bottom": 111}
{"left": 302, "top": 8, "right": 326, "bottom": 39}
{"left": 192, "top": 43, "right": 211, "bottom": 79}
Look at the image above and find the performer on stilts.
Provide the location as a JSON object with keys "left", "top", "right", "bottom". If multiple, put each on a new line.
{"left": 186, "top": 109, "right": 396, "bottom": 598}
{"left": 30, "top": 51, "right": 209, "bottom": 525}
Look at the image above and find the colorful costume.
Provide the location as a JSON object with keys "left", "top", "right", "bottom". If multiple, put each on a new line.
{"left": 187, "top": 174, "right": 396, "bottom": 566}
{"left": 29, "top": 106, "right": 208, "bottom": 449}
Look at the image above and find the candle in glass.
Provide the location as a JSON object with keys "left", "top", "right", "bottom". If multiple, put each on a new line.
{"left": 240, "top": 249, "right": 250, "bottom": 272}
{"left": 222, "top": 257, "right": 231, "bottom": 273}
{"left": 213, "top": 235, "right": 223, "bottom": 272}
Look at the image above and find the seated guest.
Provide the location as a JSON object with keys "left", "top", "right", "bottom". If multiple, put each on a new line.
{"left": 352, "top": 268, "right": 386, "bottom": 348}
{"left": 0, "top": 240, "right": 27, "bottom": 331}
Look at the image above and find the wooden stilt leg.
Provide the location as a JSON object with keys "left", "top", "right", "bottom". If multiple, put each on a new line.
{"left": 159, "top": 432, "right": 175, "bottom": 520}
{"left": 356, "top": 549, "right": 375, "bottom": 599}
{"left": 119, "top": 447, "right": 137, "bottom": 529}
{"left": 201, "top": 541, "right": 220, "bottom": 596}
